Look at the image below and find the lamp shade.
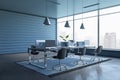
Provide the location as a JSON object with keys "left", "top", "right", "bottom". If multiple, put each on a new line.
{"left": 43, "top": 17, "right": 51, "bottom": 25}
{"left": 80, "top": 23, "right": 85, "bottom": 29}
{"left": 64, "top": 21, "right": 70, "bottom": 27}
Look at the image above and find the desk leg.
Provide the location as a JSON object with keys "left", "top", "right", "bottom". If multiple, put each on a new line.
{"left": 28, "top": 48, "right": 32, "bottom": 63}
{"left": 44, "top": 52, "right": 47, "bottom": 68}
{"left": 28, "top": 55, "right": 32, "bottom": 63}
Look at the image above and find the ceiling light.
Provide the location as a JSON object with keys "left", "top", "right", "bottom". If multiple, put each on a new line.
{"left": 43, "top": 17, "right": 51, "bottom": 25}
{"left": 80, "top": 0, "right": 85, "bottom": 29}
{"left": 64, "top": 0, "right": 70, "bottom": 27}
{"left": 43, "top": 0, "right": 51, "bottom": 25}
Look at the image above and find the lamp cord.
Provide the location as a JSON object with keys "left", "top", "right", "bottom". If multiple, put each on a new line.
{"left": 67, "top": 0, "right": 68, "bottom": 20}
{"left": 97, "top": 0, "right": 100, "bottom": 47}
{"left": 73, "top": 0, "right": 75, "bottom": 40}
{"left": 45, "top": 0, "right": 47, "bottom": 17}
{"left": 82, "top": 0, "right": 83, "bottom": 23}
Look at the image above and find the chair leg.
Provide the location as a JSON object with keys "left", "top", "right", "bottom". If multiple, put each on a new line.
{"left": 59, "top": 60, "right": 62, "bottom": 71}
{"left": 33, "top": 56, "right": 36, "bottom": 62}
{"left": 29, "top": 55, "right": 38, "bottom": 63}
{"left": 29, "top": 56, "right": 32, "bottom": 63}
{"left": 90, "top": 53, "right": 99, "bottom": 62}
{"left": 79, "top": 56, "right": 84, "bottom": 65}
{"left": 75, "top": 55, "right": 85, "bottom": 65}
{"left": 81, "top": 57, "right": 86, "bottom": 65}
{"left": 52, "top": 59, "right": 67, "bottom": 71}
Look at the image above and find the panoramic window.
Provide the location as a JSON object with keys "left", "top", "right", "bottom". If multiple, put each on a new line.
{"left": 57, "top": 16, "right": 73, "bottom": 42}
{"left": 57, "top": 5, "right": 120, "bottom": 49}
{"left": 100, "top": 6, "right": 120, "bottom": 49}
{"left": 74, "top": 11, "right": 98, "bottom": 47}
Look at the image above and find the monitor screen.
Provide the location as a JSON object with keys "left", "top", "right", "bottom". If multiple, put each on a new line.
{"left": 45, "top": 40, "right": 56, "bottom": 47}
{"left": 35, "top": 40, "right": 45, "bottom": 48}
{"left": 76, "top": 41, "right": 85, "bottom": 47}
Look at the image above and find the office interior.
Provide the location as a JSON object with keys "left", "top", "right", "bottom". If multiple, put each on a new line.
{"left": 0, "top": 0, "right": 120, "bottom": 80}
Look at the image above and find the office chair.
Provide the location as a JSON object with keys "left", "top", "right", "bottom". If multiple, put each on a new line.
{"left": 28, "top": 45, "right": 39, "bottom": 63}
{"left": 67, "top": 40, "right": 76, "bottom": 57}
{"left": 91, "top": 46, "right": 103, "bottom": 61}
{"left": 28, "top": 41, "right": 46, "bottom": 63}
{"left": 74, "top": 47, "right": 87, "bottom": 65}
{"left": 36, "top": 40, "right": 46, "bottom": 52}
{"left": 31, "top": 45, "right": 39, "bottom": 55}
{"left": 52, "top": 48, "right": 68, "bottom": 71}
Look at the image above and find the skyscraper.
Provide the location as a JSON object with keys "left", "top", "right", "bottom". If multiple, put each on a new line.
{"left": 104, "top": 32, "right": 116, "bottom": 48}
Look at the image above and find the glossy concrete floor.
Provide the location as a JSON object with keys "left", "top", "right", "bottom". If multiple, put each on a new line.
{"left": 0, "top": 53, "right": 120, "bottom": 80}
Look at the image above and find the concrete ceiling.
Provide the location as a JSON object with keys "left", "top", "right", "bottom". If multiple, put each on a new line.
{"left": 0, "top": 0, "right": 58, "bottom": 18}
{"left": 0, "top": 0, "right": 120, "bottom": 18}
{"left": 57, "top": 0, "right": 120, "bottom": 18}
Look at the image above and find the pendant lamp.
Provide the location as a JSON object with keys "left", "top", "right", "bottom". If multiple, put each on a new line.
{"left": 43, "top": 0, "right": 51, "bottom": 25}
{"left": 80, "top": 23, "right": 85, "bottom": 29}
{"left": 65, "top": 21, "right": 70, "bottom": 27}
{"left": 43, "top": 17, "right": 51, "bottom": 25}
{"left": 80, "top": 0, "right": 85, "bottom": 29}
{"left": 64, "top": 0, "right": 70, "bottom": 27}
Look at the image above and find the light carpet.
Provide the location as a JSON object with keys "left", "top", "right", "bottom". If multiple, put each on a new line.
{"left": 17, "top": 55, "right": 111, "bottom": 77}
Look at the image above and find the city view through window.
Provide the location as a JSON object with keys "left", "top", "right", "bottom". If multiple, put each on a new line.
{"left": 57, "top": 5, "right": 120, "bottom": 49}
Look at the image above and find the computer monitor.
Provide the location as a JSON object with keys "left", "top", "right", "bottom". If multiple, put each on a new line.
{"left": 45, "top": 40, "right": 56, "bottom": 47}
{"left": 76, "top": 41, "right": 85, "bottom": 47}
{"left": 68, "top": 40, "right": 74, "bottom": 46}
{"left": 35, "top": 40, "right": 45, "bottom": 48}
{"left": 60, "top": 42, "right": 68, "bottom": 47}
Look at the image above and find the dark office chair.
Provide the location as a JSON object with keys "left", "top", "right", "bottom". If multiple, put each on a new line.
{"left": 31, "top": 45, "right": 39, "bottom": 55}
{"left": 28, "top": 41, "right": 46, "bottom": 63}
{"left": 74, "top": 47, "right": 87, "bottom": 65}
{"left": 52, "top": 48, "right": 68, "bottom": 71}
{"left": 36, "top": 41, "right": 46, "bottom": 52}
{"left": 67, "top": 40, "right": 76, "bottom": 56}
{"left": 28, "top": 45, "right": 39, "bottom": 63}
{"left": 91, "top": 46, "right": 103, "bottom": 61}
{"left": 36, "top": 41, "right": 47, "bottom": 66}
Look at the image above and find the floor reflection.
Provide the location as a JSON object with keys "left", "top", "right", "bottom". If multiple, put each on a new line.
{"left": 53, "top": 64, "right": 103, "bottom": 80}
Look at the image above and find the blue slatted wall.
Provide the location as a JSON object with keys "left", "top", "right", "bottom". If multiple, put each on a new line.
{"left": 0, "top": 11, "right": 56, "bottom": 54}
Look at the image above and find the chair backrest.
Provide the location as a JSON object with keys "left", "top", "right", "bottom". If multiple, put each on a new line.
{"left": 68, "top": 40, "right": 74, "bottom": 46}
{"left": 31, "top": 45, "right": 36, "bottom": 48}
{"left": 30, "top": 45, "right": 39, "bottom": 55}
{"left": 95, "top": 46, "right": 103, "bottom": 54}
{"left": 57, "top": 48, "right": 67, "bottom": 59}
{"left": 79, "top": 47, "right": 86, "bottom": 55}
